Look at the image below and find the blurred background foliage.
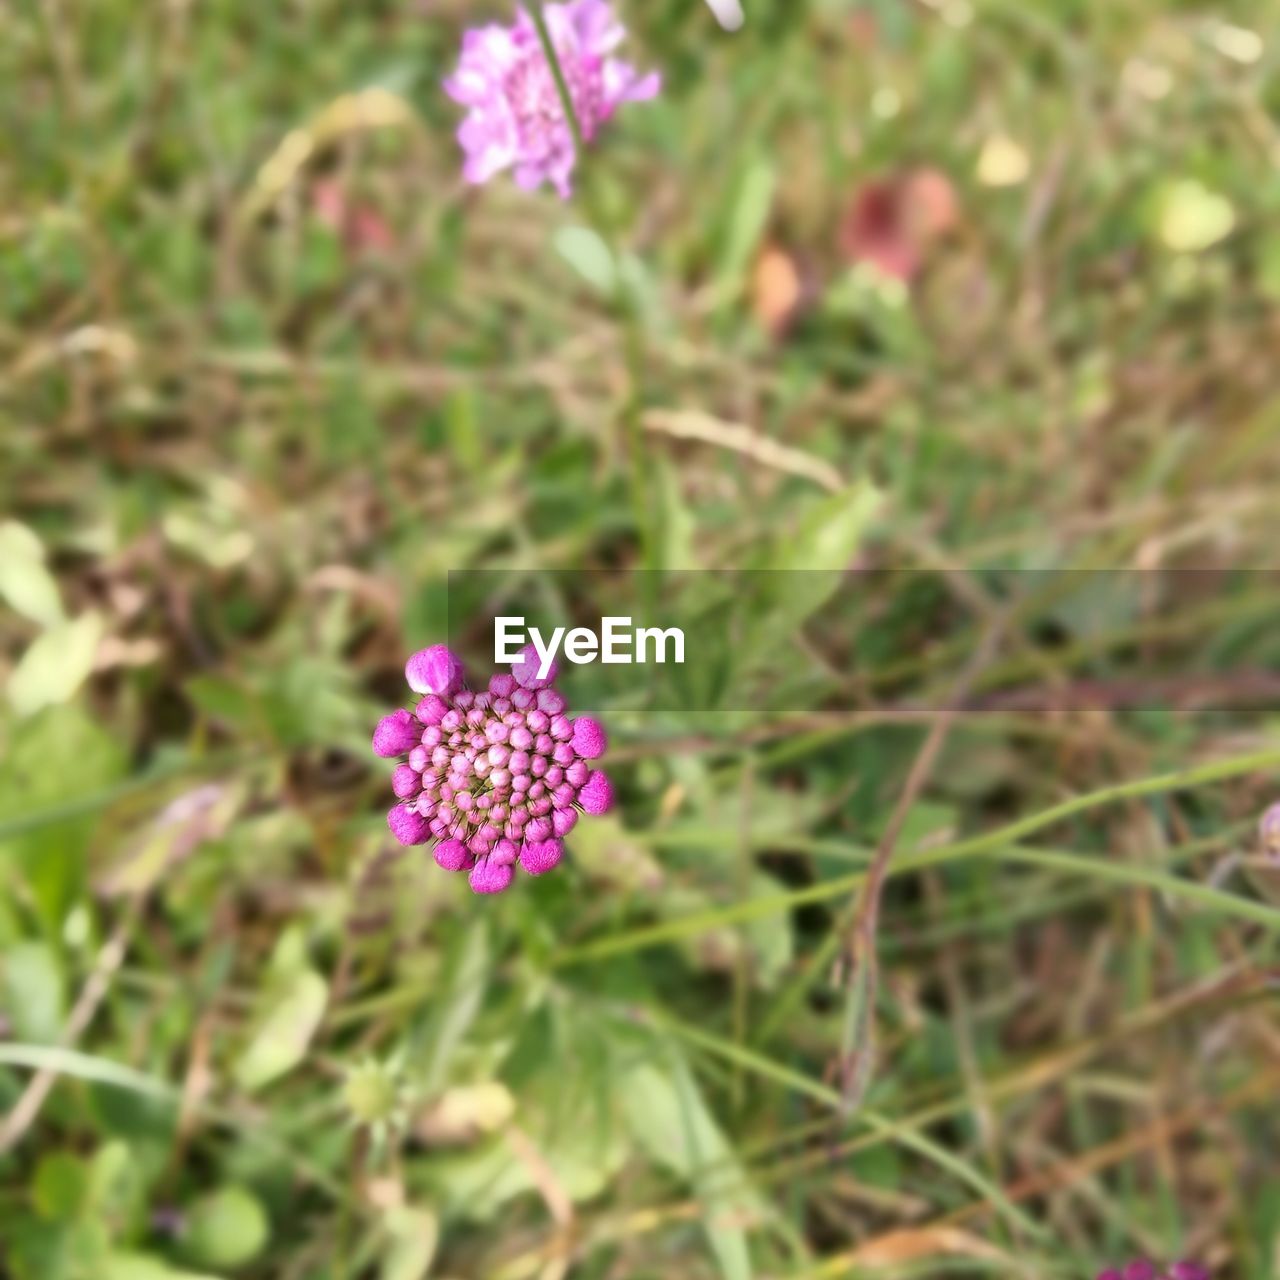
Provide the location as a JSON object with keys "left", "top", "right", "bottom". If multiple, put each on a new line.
{"left": 2, "top": 0, "right": 1280, "bottom": 1277}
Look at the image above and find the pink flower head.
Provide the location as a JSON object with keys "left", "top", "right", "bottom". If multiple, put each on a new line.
{"left": 371, "top": 641, "right": 616, "bottom": 894}
{"left": 444, "top": 0, "right": 661, "bottom": 199}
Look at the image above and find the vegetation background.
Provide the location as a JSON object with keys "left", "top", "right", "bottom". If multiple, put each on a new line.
{"left": 2, "top": 1, "right": 1279, "bottom": 1277}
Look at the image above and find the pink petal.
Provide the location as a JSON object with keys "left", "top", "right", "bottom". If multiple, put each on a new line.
{"left": 519, "top": 837, "right": 564, "bottom": 876}
{"left": 571, "top": 716, "right": 608, "bottom": 760}
{"left": 405, "top": 645, "right": 464, "bottom": 697}
{"left": 512, "top": 642, "right": 558, "bottom": 689}
{"left": 391, "top": 764, "right": 422, "bottom": 798}
{"left": 388, "top": 803, "right": 430, "bottom": 846}
{"left": 470, "top": 856, "right": 515, "bottom": 894}
{"left": 373, "top": 709, "right": 420, "bottom": 758}
{"left": 434, "top": 838, "right": 474, "bottom": 872}
{"left": 577, "top": 769, "right": 614, "bottom": 815}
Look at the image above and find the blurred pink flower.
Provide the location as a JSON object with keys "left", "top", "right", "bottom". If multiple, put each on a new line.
{"left": 1260, "top": 800, "right": 1280, "bottom": 862}
{"left": 1097, "top": 1261, "right": 1209, "bottom": 1280}
{"left": 311, "top": 179, "right": 396, "bottom": 254}
{"left": 839, "top": 167, "right": 959, "bottom": 283}
{"left": 444, "top": 1, "right": 660, "bottom": 198}
{"left": 703, "top": 0, "right": 744, "bottom": 30}
{"left": 371, "top": 643, "right": 614, "bottom": 894}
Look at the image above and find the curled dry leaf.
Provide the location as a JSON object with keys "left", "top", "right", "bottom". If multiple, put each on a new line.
{"left": 849, "top": 1225, "right": 1008, "bottom": 1267}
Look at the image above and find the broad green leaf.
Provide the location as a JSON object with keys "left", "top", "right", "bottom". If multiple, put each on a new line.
{"left": 8, "top": 612, "right": 104, "bottom": 718}
{"left": 620, "top": 1057, "right": 760, "bottom": 1280}
{"left": 380, "top": 1206, "right": 439, "bottom": 1280}
{"left": 553, "top": 226, "right": 651, "bottom": 310}
{"left": 755, "top": 481, "right": 885, "bottom": 644}
{"left": 554, "top": 226, "right": 616, "bottom": 295}
{"left": 184, "top": 1186, "right": 269, "bottom": 1269}
{"left": 771, "top": 481, "right": 884, "bottom": 575}
{"left": 2, "top": 941, "right": 65, "bottom": 1042}
{"left": 105, "top": 1253, "right": 219, "bottom": 1280}
{"left": 1156, "top": 179, "right": 1235, "bottom": 252}
{"left": 33, "top": 1153, "right": 89, "bottom": 1222}
{"left": 0, "top": 706, "right": 126, "bottom": 931}
{"left": 0, "top": 521, "right": 64, "bottom": 628}
{"left": 430, "top": 1117, "right": 627, "bottom": 1221}
{"left": 235, "top": 970, "right": 328, "bottom": 1091}
{"left": 162, "top": 509, "right": 253, "bottom": 570}
{"left": 87, "top": 1141, "right": 142, "bottom": 1224}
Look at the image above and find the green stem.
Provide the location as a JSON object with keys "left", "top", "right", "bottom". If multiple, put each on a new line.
{"left": 529, "top": 4, "right": 654, "bottom": 569}
{"left": 552, "top": 745, "right": 1280, "bottom": 965}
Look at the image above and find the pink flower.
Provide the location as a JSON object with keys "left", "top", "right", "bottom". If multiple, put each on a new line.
{"left": 1260, "top": 801, "right": 1280, "bottom": 862}
{"left": 444, "top": 1, "right": 661, "bottom": 199}
{"left": 371, "top": 643, "right": 616, "bottom": 894}
{"left": 703, "top": 0, "right": 744, "bottom": 31}
{"left": 1097, "top": 1262, "right": 1209, "bottom": 1280}
{"left": 839, "top": 167, "right": 959, "bottom": 283}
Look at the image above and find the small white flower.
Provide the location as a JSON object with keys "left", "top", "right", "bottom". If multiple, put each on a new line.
{"left": 705, "top": 0, "right": 744, "bottom": 31}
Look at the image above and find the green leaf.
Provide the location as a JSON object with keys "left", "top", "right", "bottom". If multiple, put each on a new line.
{"left": 33, "top": 1153, "right": 90, "bottom": 1222}
{"left": 8, "top": 612, "right": 104, "bottom": 718}
{"left": 619, "top": 1057, "right": 760, "bottom": 1280}
{"left": 759, "top": 481, "right": 883, "bottom": 631}
{"left": 234, "top": 970, "right": 328, "bottom": 1092}
{"left": 1155, "top": 179, "right": 1235, "bottom": 253}
{"left": 105, "top": 1253, "right": 219, "bottom": 1280}
{"left": 0, "top": 706, "right": 126, "bottom": 931}
{"left": 2, "top": 942, "right": 66, "bottom": 1042}
{"left": 0, "top": 521, "right": 64, "bottom": 628}
{"left": 553, "top": 226, "right": 651, "bottom": 311}
{"left": 86, "top": 1141, "right": 142, "bottom": 1224}
{"left": 566, "top": 814, "right": 664, "bottom": 891}
{"left": 431, "top": 1115, "right": 627, "bottom": 1222}
{"left": 184, "top": 1186, "right": 270, "bottom": 1270}
{"left": 554, "top": 226, "right": 616, "bottom": 295}
{"left": 417, "top": 922, "right": 489, "bottom": 1095}
{"left": 771, "top": 481, "right": 884, "bottom": 576}
{"left": 379, "top": 1206, "right": 439, "bottom": 1280}
{"left": 715, "top": 156, "right": 775, "bottom": 311}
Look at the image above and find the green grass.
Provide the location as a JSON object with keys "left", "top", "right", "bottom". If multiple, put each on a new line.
{"left": 3, "top": 1, "right": 1280, "bottom": 1278}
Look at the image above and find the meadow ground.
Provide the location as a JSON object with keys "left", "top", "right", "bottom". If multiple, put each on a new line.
{"left": 2, "top": 2, "right": 1280, "bottom": 1278}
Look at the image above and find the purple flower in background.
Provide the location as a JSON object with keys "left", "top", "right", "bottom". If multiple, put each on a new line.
{"left": 1097, "top": 1261, "right": 1210, "bottom": 1280}
{"left": 445, "top": 1, "right": 660, "bottom": 198}
{"left": 704, "top": 0, "right": 744, "bottom": 30}
{"left": 1260, "top": 800, "right": 1280, "bottom": 863}
{"left": 372, "top": 643, "right": 614, "bottom": 894}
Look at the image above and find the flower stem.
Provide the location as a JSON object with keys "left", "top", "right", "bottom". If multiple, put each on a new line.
{"left": 529, "top": 4, "right": 655, "bottom": 570}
